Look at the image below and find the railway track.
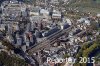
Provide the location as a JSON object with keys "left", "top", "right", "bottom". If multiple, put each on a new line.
{"left": 28, "top": 26, "right": 73, "bottom": 54}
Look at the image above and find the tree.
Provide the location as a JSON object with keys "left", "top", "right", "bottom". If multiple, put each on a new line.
{"left": 1, "top": 40, "right": 14, "bottom": 51}
{"left": 90, "top": 21, "right": 98, "bottom": 30}
{"left": 75, "top": 40, "right": 100, "bottom": 65}
{"left": 0, "top": 51, "right": 28, "bottom": 66}
{"left": 63, "top": 54, "right": 69, "bottom": 58}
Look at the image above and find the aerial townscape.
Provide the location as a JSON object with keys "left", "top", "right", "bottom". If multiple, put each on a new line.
{"left": 0, "top": 0, "right": 100, "bottom": 66}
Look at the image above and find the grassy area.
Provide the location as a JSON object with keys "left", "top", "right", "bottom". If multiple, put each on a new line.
{"left": 68, "top": 0, "right": 100, "bottom": 14}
